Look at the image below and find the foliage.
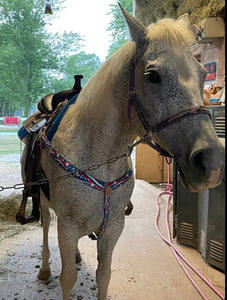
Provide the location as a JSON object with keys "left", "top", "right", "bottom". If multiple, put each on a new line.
{"left": 0, "top": 0, "right": 59, "bottom": 116}
{"left": 65, "top": 52, "right": 102, "bottom": 86}
{"left": 0, "top": 0, "right": 102, "bottom": 117}
{"left": 106, "top": 0, "right": 133, "bottom": 58}
{"left": 40, "top": 31, "right": 84, "bottom": 94}
{"left": 49, "top": 51, "right": 102, "bottom": 93}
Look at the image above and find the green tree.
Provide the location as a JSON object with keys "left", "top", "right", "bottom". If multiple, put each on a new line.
{"left": 48, "top": 31, "right": 84, "bottom": 76}
{"left": 65, "top": 52, "right": 102, "bottom": 86}
{"left": 0, "top": 0, "right": 59, "bottom": 116}
{"left": 43, "top": 31, "right": 84, "bottom": 93}
{"left": 106, "top": 0, "right": 133, "bottom": 58}
{"left": 49, "top": 51, "right": 102, "bottom": 93}
{"left": 0, "top": 0, "right": 104, "bottom": 116}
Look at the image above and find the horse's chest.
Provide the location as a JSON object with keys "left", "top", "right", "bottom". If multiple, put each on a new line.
{"left": 49, "top": 176, "right": 134, "bottom": 218}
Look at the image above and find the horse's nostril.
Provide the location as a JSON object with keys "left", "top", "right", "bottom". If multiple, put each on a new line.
{"left": 190, "top": 150, "right": 206, "bottom": 174}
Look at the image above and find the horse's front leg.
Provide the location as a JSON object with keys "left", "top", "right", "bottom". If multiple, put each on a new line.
{"left": 58, "top": 217, "right": 79, "bottom": 300}
{"left": 38, "top": 196, "right": 51, "bottom": 281}
{"left": 96, "top": 217, "right": 125, "bottom": 300}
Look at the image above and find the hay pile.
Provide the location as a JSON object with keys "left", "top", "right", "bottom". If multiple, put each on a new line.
{"left": 135, "top": 0, "right": 225, "bottom": 25}
{"left": 177, "top": 0, "right": 225, "bottom": 24}
{"left": 0, "top": 192, "right": 36, "bottom": 242}
{"left": 0, "top": 192, "right": 57, "bottom": 242}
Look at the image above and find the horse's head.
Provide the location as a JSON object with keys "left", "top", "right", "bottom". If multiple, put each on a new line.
{"left": 120, "top": 5, "right": 225, "bottom": 192}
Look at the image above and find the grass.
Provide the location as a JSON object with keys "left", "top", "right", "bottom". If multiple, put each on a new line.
{"left": 0, "top": 130, "right": 24, "bottom": 155}
{"left": 0, "top": 127, "right": 19, "bottom": 133}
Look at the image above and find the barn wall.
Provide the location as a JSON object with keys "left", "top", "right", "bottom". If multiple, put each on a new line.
{"left": 201, "top": 37, "right": 225, "bottom": 87}
{"left": 191, "top": 36, "right": 225, "bottom": 88}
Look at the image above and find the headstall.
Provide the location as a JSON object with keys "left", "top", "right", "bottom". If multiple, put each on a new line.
{"left": 128, "top": 62, "right": 211, "bottom": 157}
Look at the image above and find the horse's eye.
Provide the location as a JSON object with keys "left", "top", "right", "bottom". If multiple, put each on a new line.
{"left": 144, "top": 70, "right": 161, "bottom": 83}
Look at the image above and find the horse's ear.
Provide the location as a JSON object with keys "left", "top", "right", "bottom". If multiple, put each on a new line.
{"left": 177, "top": 13, "right": 190, "bottom": 26}
{"left": 177, "top": 13, "right": 196, "bottom": 40}
{"left": 118, "top": 3, "right": 148, "bottom": 48}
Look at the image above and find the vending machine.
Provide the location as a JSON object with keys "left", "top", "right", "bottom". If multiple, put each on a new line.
{"left": 173, "top": 105, "right": 225, "bottom": 272}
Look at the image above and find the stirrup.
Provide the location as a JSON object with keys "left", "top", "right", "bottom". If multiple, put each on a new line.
{"left": 16, "top": 188, "right": 40, "bottom": 225}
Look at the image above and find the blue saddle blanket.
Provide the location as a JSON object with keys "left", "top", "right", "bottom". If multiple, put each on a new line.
{"left": 18, "top": 94, "right": 79, "bottom": 142}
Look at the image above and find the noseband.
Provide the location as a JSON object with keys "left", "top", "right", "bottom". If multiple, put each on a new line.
{"left": 128, "top": 63, "right": 211, "bottom": 157}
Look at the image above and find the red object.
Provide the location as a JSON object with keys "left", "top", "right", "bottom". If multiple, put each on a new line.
{"left": 3, "top": 117, "right": 20, "bottom": 125}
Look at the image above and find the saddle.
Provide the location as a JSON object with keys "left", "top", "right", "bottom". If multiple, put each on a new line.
{"left": 38, "top": 75, "right": 83, "bottom": 114}
{"left": 16, "top": 75, "right": 83, "bottom": 225}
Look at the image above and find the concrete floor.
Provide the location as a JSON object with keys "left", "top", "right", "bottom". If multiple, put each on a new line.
{"left": 0, "top": 180, "right": 225, "bottom": 299}
{"left": 108, "top": 180, "right": 225, "bottom": 299}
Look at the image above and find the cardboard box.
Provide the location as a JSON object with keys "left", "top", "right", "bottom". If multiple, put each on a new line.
{"left": 136, "top": 142, "right": 173, "bottom": 183}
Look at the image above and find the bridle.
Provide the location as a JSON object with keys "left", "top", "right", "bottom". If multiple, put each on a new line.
{"left": 128, "top": 62, "right": 211, "bottom": 157}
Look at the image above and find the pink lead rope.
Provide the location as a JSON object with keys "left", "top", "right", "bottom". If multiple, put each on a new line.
{"left": 155, "top": 158, "right": 225, "bottom": 300}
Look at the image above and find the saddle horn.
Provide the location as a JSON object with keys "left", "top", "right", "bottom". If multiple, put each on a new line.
{"left": 38, "top": 74, "right": 83, "bottom": 114}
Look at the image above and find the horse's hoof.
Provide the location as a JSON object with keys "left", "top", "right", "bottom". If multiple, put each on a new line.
{"left": 76, "top": 252, "right": 82, "bottom": 264}
{"left": 125, "top": 201, "right": 133, "bottom": 216}
{"left": 38, "top": 268, "right": 51, "bottom": 281}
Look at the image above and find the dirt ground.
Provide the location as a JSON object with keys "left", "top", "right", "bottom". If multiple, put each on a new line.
{"left": 0, "top": 157, "right": 225, "bottom": 300}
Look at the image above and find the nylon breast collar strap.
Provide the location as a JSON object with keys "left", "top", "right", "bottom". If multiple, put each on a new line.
{"left": 42, "top": 135, "right": 132, "bottom": 240}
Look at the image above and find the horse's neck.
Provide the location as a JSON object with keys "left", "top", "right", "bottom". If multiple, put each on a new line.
{"left": 53, "top": 51, "right": 136, "bottom": 170}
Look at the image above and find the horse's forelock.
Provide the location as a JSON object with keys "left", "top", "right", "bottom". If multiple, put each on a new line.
{"left": 147, "top": 18, "right": 195, "bottom": 47}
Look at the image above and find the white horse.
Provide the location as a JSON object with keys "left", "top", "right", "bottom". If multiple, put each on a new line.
{"left": 21, "top": 5, "right": 224, "bottom": 300}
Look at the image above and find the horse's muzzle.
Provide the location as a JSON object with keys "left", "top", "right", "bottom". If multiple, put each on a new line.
{"left": 183, "top": 142, "right": 225, "bottom": 192}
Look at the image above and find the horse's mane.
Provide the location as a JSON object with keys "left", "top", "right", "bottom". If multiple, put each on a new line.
{"left": 147, "top": 18, "right": 195, "bottom": 46}
{"left": 73, "top": 42, "right": 135, "bottom": 124}
{"left": 73, "top": 17, "right": 194, "bottom": 124}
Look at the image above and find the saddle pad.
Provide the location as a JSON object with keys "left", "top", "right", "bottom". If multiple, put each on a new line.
{"left": 46, "top": 93, "right": 79, "bottom": 142}
{"left": 18, "top": 126, "right": 29, "bottom": 141}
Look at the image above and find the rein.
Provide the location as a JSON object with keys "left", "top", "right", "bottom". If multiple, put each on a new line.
{"left": 128, "top": 62, "right": 211, "bottom": 156}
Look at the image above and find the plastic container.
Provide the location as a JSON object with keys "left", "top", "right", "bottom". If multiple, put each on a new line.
{"left": 209, "top": 97, "right": 220, "bottom": 105}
